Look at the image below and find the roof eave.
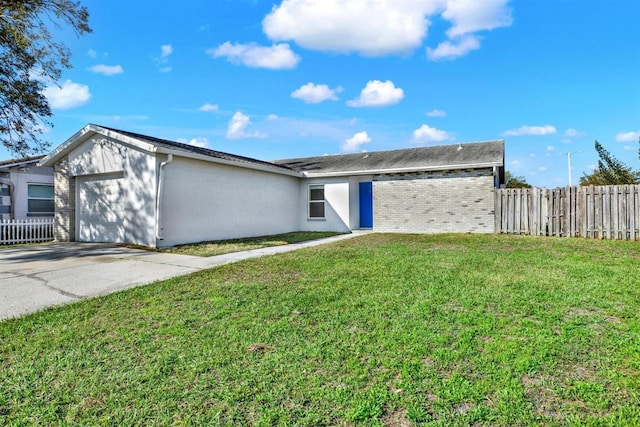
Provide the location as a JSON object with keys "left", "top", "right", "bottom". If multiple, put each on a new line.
{"left": 154, "top": 147, "right": 303, "bottom": 177}
{"left": 301, "top": 161, "right": 503, "bottom": 178}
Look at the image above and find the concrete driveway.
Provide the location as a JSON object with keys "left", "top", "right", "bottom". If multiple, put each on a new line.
{"left": 0, "top": 233, "right": 362, "bottom": 321}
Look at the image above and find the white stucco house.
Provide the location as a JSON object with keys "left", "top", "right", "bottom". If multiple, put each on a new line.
{"left": 0, "top": 156, "right": 54, "bottom": 221}
{"left": 40, "top": 124, "right": 505, "bottom": 248}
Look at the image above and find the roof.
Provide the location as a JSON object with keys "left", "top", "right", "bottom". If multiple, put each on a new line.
{"left": 40, "top": 124, "right": 504, "bottom": 178}
{"left": 97, "top": 126, "right": 298, "bottom": 175}
{"left": 276, "top": 140, "right": 504, "bottom": 177}
{"left": 40, "top": 124, "right": 299, "bottom": 176}
{"left": 0, "top": 155, "right": 46, "bottom": 170}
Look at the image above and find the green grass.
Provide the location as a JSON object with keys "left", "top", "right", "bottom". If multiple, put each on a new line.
{"left": 1, "top": 234, "right": 639, "bottom": 426}
{"left": 152, "top": 231, "right": 343, "bottom": 257}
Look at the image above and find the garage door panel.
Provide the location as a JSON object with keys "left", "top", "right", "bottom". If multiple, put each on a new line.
{"left": 77, "top": 174, "right": 125, "bottom": 243}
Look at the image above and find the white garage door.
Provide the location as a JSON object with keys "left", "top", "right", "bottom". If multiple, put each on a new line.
{"left": 77, "top": 173, "right": 126, "bottom": 243}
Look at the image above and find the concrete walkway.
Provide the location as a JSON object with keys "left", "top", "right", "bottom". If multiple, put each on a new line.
{"left": 0, "top": 232, "right": 366, "bottom": 321}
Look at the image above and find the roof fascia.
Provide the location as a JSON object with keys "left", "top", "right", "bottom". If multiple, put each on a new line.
{"left": 40, "top": 124, "right": 160, "bottom": 167}
{"left": 0, "top": 158, "right": 44, "bottom": 170}
{"left": 301, "top": 161, "right": 503, "bottom": 178}
{"left": 154, "top": 147, "right": 303, "bottom": 178}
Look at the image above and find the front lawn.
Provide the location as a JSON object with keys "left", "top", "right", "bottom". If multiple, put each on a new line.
{"left": 157, "top": 231, "right": 343, "bottom": 257}
{"left": 1, "top": 234, "right": 638, "bottom": 425}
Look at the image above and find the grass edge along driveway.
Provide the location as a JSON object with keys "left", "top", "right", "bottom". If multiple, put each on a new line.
{"left": 1, "top": 233, "right": 639, "bottom": 426}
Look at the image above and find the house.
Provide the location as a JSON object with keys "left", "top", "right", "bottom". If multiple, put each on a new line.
{"left": 40, "top": 124, "right": 505, "bottom": 247}
{"left": 0, "top": 156, "right": 54, "bottom": 221}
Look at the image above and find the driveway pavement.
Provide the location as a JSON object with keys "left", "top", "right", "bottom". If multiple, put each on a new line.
{"left": 0, "top": 233, "right": 363, "bottom": 321}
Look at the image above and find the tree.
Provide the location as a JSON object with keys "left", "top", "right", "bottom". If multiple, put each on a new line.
{"left": 504, "top": 170, "right": 532, "bottom": 188}
{"left": 579, "top": 169, "right": 609, "bottom": 186}
{"left": 582, "top": 140, "right": 640, "bottom": 185}
{"left": 0, "top": 0, "right": 91, "bottom": 156}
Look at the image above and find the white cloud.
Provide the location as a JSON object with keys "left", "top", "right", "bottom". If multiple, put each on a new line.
{"left": 538, "top": 166, "right": 548, "bottom": 172}
{"left": 291, "top": 83, "right": 342, "bottom": 103}
{"left": 564, "top": 128, "right": 585, "bottom": 138}
{"left": 159, "top": 66, "right": 172, "bottom": 73}
{"left": 615, "top": 130, "right": 640, "bottom": 142}
{"left": 43, "top": 80, "right": 91, "bottom": 110}
{"left": 161, "top": 44, "right": 173, "bottom": 58}
{"left": 503, "top": 125, "right": 557, "bottom": 137}
{"left": 263, "top": 0, "right": 512, "bottom": 59}
{"left": 509, "top": 160, "right": 522, "bottom": 171}
{"left": 342, "top": 131, "right": 371, "bottom": 152}
{"left": 412, "top": 124, "right": 453, "bottom": 143}
{"left": 268, "top": 114, "right": 279, "bottom": 120}
{"left": 263, "top": 0, "right": 438, "bottom": 56}
{"left": 188, "top": 137, "right": 209, "bottom": 148}
{"left": 87, "top": 49, "right": 97, "bottom": 58}
{"left": 623, "top": 145, "right": 635, "bottom": 151}
{"left": 226, "top": 112, "right": 266, "bottom": 139}
{"left": 426, "top": 109, "right": 447, "bottom": 117}
{"left": 347, "top": 80, "right": 404, "bottom": 108}
{"left": 442, "top": 0, "right": 513, "bottom": 38}
{"left": 89, "top": 64, "right": 124, "bottom": 76}
{"left": 199, "top": 103, "right": 219, "bottom": 112}
{"left": 546, "top": 145, "right": 555, "bottom": 152}
{"left": 427, "top": 35, "right": 481, "bottom": 61}
{"left": 208, "top": 42, "right": 300, "bottom": 69}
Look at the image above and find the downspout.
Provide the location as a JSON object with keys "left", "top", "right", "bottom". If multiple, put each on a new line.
{"left": 155, "top": 154, "right": 173, "bottom": 242}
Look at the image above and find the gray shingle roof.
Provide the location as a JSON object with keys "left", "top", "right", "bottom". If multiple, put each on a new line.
{"left": 275, "top": 140, "right": 504, "bottom": 176}
{"left": 99, "top": 126, "right": 297, "bottom": 174}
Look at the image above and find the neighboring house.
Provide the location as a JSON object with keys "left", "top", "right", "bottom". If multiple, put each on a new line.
{"left": 40, "top": 124, "right": 505, "bottom": 247}
{"left": 0, "top": 156, "right": 54, "bottom": 221}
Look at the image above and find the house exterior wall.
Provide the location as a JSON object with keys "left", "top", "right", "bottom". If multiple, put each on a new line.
{"left": 373, "top": 168, "right": 495, "bottom": 234}
{"left": 65, "top": 136, "right": 157, "bottom": 246}
{"left": 158, "top": 156, "right": 300, "bottom": 247}
{"left": 7, "top": 166, "right": 54, "bottom": 220}
{"left": 299, "top": 177, "right": 351, "bottom": 233}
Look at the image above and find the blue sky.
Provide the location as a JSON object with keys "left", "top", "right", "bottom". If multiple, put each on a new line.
{"left": 5, "top": 0, "right": 639, "bottom": 187}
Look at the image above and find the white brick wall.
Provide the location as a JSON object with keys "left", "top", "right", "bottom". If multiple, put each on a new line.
{"left": 53, "top": 158, "right": 76, "bottom": 241}
{"left": 373, "top": 168, "right": 495, "bottom": 234}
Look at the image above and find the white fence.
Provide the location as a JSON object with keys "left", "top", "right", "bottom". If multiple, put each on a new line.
{"left": 0, "top": 218, "right": 55, "bottom": 245}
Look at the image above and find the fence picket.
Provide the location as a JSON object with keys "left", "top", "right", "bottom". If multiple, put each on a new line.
{"left": 0, "top": 218, "right": 55, "bottom": 245}
{"left": 495, "top": 185, "right": 640, "bottom": 241}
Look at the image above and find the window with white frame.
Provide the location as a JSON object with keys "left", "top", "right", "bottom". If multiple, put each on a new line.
{"left": 308, "top": 184, "right": 325, "bottom": 219}
{"left": 27, "top": 184, "right": 54, "bottom": 216}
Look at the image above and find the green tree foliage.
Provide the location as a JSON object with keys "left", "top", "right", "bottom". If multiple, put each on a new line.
{"left": 504, "top": 170, "right": 532, "bottom": 188}
{"left": 0, "top": 0, "right": 91, "bottom": 156}
{"left": 582, "top": 141, "right": 640, "bottom": 185}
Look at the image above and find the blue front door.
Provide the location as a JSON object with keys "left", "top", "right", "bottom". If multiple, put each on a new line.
{"left": 359, "top": 182, "right": 373, "bottom": 228}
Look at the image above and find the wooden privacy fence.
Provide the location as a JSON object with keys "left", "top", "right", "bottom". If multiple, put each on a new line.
{"left": 0, "top": 218, "right": 55, "bottom": 245}
{"left": 495, "top": 185, "right": 640, "bottom": 240}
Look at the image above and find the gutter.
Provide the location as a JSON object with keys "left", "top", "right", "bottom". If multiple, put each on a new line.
{"left": 155, "top": 154, "right": 173, "bottom": 242}
{"left": 301, "top": 162, "right": 503, "bottom": 178}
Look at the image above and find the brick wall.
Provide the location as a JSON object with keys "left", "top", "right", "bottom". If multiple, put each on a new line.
{"left": 53, "top": 157, "right": 76, "bottom": 241}
{"left": 373, "top": 168, "right": 495, "bottom": 234}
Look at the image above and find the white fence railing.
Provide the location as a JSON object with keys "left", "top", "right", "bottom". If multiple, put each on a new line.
{"left": 0, "top": 218, "right": 55, "bottom": 245}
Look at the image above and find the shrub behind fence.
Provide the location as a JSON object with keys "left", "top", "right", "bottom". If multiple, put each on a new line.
{"left": 495, "top": 185, "right": 640, "bottom": 241}
{"left": 0, "top": 218, "right": 55, "bottom": 245}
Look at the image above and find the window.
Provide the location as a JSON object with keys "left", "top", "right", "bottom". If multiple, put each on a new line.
{"left": 308, "top": 184, "right": 325, "bottom": 219}
{"left": 28, "top": 184, "right": 54, "bottom": 216}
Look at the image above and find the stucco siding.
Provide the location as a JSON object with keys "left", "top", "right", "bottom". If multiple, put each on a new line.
{"left": 373, "top": 168, "right": 495, "bottom": 234}
{"left": 159, "top": 156, "right": 299, "bottom": 247}
{"left": 67, "top": 136, "right": 157, "bottom": 246}
{"left": 299, "top": 177, "right": 351, "bottom": 233}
